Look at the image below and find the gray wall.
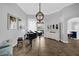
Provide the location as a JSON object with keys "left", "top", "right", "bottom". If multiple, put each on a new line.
{"left": 0, "top": 3, "right": 27, "bottom": 46}
{"left": 61, "top": 3, "right": 79, "bottom": 43}
{"left": 44, "top": 11, "right": 62, "bottom": 41}
{"left": 44, "top": 3, "right": 79, "bottom": 43}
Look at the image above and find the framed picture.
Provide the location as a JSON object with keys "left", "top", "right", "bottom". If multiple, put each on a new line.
{"left": 52, "top": 24, "right": 55, "bottom": 29}
{"left": 56, "top": 24, "right": 58, "bottom": 29}
{"left": 7, "top": 13, "right": 17, "bottom": 30}
{"left": 18, "top": 18, "right": 22, "bottom": 30}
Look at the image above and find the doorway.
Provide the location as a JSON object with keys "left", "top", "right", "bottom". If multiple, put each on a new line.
{"left": 67, "top": 17, "right": 79, "bottom": 48}
{"left": 37, "top": 22, "right": 44, "bottom": 35}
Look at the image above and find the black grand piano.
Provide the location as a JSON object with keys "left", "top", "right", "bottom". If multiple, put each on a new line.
{"left": 24, "top": 31, "right": 42, "bottom": 47}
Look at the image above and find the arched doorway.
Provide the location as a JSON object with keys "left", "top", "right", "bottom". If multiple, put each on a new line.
{"left": 67, "top": 17, "right": 79, "bottom": 39}
{"left": 67, "top": 17, "right": 79, "bottom": 47}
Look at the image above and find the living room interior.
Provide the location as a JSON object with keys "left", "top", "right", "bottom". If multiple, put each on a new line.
{"left": 0, "top": 3, "right": 79, "bottom": 56}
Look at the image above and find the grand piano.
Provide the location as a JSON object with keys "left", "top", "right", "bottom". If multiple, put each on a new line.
{"left": 24, "top": 31, "right": 42, "bottom": 47}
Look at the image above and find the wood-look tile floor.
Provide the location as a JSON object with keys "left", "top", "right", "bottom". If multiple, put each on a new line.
{"left": 13, "top": 37, "right": 79, "bottom": 56}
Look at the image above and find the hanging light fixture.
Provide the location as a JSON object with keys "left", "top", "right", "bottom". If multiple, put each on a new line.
{"left": 36, "top": 3, "right": 44, "bottom": 22}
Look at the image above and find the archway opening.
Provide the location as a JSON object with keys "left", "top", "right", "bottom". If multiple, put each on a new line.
{"left": 67, "top": 17, "right": 79, "bottom": 39}
{"left": 67, "top": 17, "right": 79, "bottom": 48}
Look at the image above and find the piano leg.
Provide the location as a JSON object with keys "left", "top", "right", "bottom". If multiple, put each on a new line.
{"left": 29, "top": 39, "right": 32, "bottom": 48}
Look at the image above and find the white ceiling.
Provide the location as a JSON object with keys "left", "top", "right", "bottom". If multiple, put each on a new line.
{"left": 17, "top": 3, "right": 72, "bottom": 15}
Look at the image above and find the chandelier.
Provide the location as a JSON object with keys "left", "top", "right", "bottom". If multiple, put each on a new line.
{"left": 36, "top": 3, "right": 44, "bottom": 22}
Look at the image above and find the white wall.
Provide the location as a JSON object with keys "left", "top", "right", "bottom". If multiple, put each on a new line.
{"left": 0, "top": 3, "right": 27, "bottom": 46}
{"left": 44, "top": 3, "right": 79, "bottom": 43}
{"left": 75, "top": 24, "right": 79, "bottom": 39}
{"left": 44, "top": 11, "right": 62, "bottom": 41}
{"left": 61, "top": 3, "right": 79, "bottom": 43}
